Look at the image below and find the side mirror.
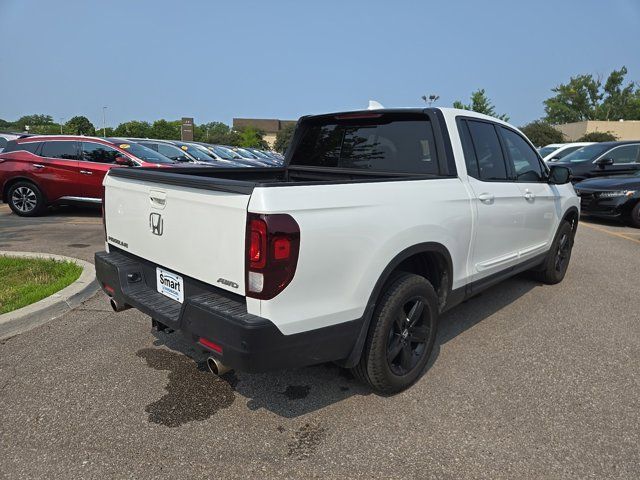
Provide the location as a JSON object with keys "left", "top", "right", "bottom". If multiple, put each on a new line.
{"left": 114, "top": 155, "right": 131, "bottom": 166}
{"left": 548, "top": 165, "right": 571, "bottom": 184}
{"left": 596, "top": 157, "right": 614, "bottom": 168}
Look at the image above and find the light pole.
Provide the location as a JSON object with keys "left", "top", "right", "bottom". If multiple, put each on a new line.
{"left": 421, "top": 94, "right": 440, "bottom": 106}
{"left": 59, "top": 117, "right": 64, "bottom": 134}
{"left": 102, "top": 106, "right": 107, "bottom": 137}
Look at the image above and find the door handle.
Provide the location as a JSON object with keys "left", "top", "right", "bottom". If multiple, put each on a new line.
{"left": 478, "top": 193, "right": 495, "bottom": 204}
{"left": 523, "top": 190, "right": 535, "bottom": 201}
{"left": 32, "top": 164, "right": 45, "bottom": 169}
{"left": 79, "top": 170, "right": 93, "bottom": 175}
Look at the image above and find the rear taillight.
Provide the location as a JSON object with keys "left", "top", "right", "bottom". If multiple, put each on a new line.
{"left": 246, "top": 213, "right": 300, "bottom": 300}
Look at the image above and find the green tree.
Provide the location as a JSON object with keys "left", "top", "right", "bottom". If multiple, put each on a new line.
{"left": 577, "top": 131, "right": 618, "bottom": 142}
{"left": 194, "top": 122, "right": 232, "bottom": 143}
{"left": 0, "top": 118, "right": 12, "bottom": 129}
{"left": 30, "top": 124, "right": 65, "bottom": 135}
{"left": 596, "top": 66, "right": 640, "bottom": 120}
{"left": 113, "top": 120, "right": 152, "bottom": 138}
{"left": 150, "top": 119, "right": 181, "bottom": 140}
{"left": 65, "top": 116, "right": 95, "bottom": 135}
{"left": 237, "top": 127, "right": 268, "bottom": 148}
{"left": 274, "top": 123, "right": 296, "bottom": 153}
{"left": 15, "top": 114, "right": 54, "bottom": 131}
{"left": 519, "top": 120, "right": 565, "bottom": 147}
{"left": 453, "top": 89, "right": 509, "bottom": 121}
{"left": 544, "top": 66, "right": 640, "bottom": 123}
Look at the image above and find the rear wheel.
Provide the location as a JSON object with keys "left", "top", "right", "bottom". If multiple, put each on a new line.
{"left": 628, "top": 202, "right": 640, "bottom": 228}
{"left": 7, "top": 181, "right": 45, "bottom": 217}
{"left": 533, "top": 221, "right": 574, "bottom": 284}
{"left": 352, "top": 273, "right": 438, "bottom": 394}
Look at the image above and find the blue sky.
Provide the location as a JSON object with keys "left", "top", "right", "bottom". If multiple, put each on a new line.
{"left": 1, "top": 0, "right": 639, "bottom": 128}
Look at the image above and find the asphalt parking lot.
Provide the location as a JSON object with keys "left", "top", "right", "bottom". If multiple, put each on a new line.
{"left": 0, "top": 202, "right": 638, "bottom": 479}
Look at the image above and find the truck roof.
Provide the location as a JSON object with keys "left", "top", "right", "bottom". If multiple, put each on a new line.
{"left": 300, "top": 107, "right": 513, "bottom": 127}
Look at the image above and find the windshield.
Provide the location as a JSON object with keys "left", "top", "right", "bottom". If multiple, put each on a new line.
{"left": 109, "top": 140, "right": 174, "bottom": 164}
{"left": 539, "top": 146, "right": 559, "bottom": 157}
{"left": 561, "top": 144, "right": 611, "bottom": 163}
{"left": 235, "top": 148, "right": 258, "bottom": 159}
{"left": 210, "top": 145, "right": 234, "bottom": 160}
{"left": 250, "top": 149, "right": 270, "bottom": 159}
{"left": 175, "top": 143, "right": 214, "bottom": 161}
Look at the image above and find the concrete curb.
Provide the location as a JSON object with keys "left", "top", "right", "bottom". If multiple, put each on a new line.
{"left": 0, "top": 251, "right": 99, "bottom": 340}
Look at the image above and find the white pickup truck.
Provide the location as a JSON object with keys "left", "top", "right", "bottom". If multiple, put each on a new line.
{"left": 95, "top": 108, "right": 579, "bottom": 393}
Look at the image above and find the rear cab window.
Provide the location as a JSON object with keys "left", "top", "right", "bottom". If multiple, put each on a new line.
{"left": 289, "top": 112, "right": 441, "bottom": 175}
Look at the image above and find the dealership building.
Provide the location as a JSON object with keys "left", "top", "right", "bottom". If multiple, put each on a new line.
{"left": 554, "top": 120, "right": 640, "bottom": 141}
{"left": 233, "top": 118, "right": 297, "bottom": 147}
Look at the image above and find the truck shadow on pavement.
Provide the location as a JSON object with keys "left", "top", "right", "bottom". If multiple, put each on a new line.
{"left": 146, "top": 274, "right": 539, "bottom": 420}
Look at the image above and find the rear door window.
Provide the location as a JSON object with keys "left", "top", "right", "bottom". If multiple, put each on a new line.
{"left": 466, "top": 120, "right": 508, "bottom": 181}
{"left": 41, "top": 141, "right": 79, "bottom": 160}
{"left": 457, "top": 119, "right": 479, "bottom": 178}
{"left": 290, "top": 113, "right": 439, "bottom": 174}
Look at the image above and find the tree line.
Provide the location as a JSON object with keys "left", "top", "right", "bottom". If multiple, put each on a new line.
{"left": 3, "top": 66, "right": 638, "bottom": 151}
{"left": 0, "top": 115, "right": 288, "bottom": 151}
{"left": 453, "top": 66, "right": 640, "bottom": 146}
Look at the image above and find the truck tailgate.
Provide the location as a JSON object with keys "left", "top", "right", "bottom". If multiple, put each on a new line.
{"left": 104, "top": 173, "right": 249, "bottom": 295}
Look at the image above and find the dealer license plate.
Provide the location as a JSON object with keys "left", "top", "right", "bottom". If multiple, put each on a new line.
{"left": 156, "top": 267, "right": 184, "bottom": 303}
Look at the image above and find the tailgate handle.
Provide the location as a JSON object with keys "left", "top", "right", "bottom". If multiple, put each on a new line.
{"left": 149, "top": 190, "right": 167, "bottom": 209}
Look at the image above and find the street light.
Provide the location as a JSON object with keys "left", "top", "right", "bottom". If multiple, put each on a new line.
{"left": 102, "top": 106, "right": 108, "bottom": 137}
{"left": 59, "top": 117, "right": 64, "bottom": 134}
{"left": 421, "top": 94, "right": 440, "bottom": 106}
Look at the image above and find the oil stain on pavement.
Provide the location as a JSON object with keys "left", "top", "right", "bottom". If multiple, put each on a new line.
{"left": 282, "top": 385, "right": 311, "bottom": 400}
{"left": 136, "top": 348, "right": 235, "bottom": 427}
{"left": 287, "top": 422, "right": 326, "bottom": 459}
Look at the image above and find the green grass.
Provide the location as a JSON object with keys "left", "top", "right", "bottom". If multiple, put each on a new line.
{"left": 0, "top": 256, "right": 83, "bottom": 315}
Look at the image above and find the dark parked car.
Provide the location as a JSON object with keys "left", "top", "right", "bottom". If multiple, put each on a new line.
{"left": 126, "top": 139, "right": 196, "bottom": 163}
{"left": 553, "top": 141, "right": 640, "bottom": 182}
{"left": 575, "top": 172, "right": 640, "bottom": 227}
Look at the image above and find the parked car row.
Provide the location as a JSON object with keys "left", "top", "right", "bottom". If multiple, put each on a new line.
{"left": 539, "top": 141, "right": 640, "bottom": 227}
{"left": 0, "top": 134, "right": 284, "bottom": 216}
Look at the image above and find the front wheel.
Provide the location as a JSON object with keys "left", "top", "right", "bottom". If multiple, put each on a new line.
{"left": 628, "top": 202, "right": 640, "bottom": 228}
{"left": 351, "top": 273, "right": 438, "bottom": 394}
{"left": 7, "top": 181, "right": 46, "bottom": 217}
{"left": 533, "top": 221, "right": 575, "bottom": 284}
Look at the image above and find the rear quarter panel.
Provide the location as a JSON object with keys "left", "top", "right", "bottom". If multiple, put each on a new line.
{"left": 249, "top": 178, "right": 473, "bottom": 335}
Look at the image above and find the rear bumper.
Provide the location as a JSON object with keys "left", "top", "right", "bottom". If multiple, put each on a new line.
{"left": 94, "top": 249, "right": 361, "bottom": 373}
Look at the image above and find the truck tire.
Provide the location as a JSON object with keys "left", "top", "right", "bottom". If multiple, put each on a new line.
{"left": 628, "top": 202, "right": 640, "bottom": 228}
{"left": 533, "top": 221, "right": 574, "bottom": 285}
{"left": 352, "top": 273, "right": 438, "bottom": 394}
{"left": 7, "top": 181, "right": 46, "bottom": 217}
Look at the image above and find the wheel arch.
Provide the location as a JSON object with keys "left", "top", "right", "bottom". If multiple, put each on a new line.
{"left": 561, "top": 206, "right": 579, "bottom": 235}
{"left": 342, "top": 242, "right": 453, "bottom": 368}
{"left": 2, "top": 176, "right": 45, "bottom": 203}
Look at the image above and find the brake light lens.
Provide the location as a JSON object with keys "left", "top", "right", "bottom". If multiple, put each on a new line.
{"left": 198, "top": 337, "right": 223, "bottom": 354}
{"left": 246, "top": 213, "right": 300, "bottom": 300}
{"left": 249, "top": 219, "right": 267, "bottom": 268}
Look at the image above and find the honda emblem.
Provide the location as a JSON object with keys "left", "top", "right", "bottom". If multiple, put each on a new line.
{"left": 149, "top": 213, "right": 163, "bottom": 236}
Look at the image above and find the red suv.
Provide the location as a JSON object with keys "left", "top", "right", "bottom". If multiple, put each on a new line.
{"left": 0, "top": 136, "right": 174, "bottom": 216}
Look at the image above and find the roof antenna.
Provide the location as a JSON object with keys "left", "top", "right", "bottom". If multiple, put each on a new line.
{"left": 367, "top": 100, "right": 384, "bottom": 110}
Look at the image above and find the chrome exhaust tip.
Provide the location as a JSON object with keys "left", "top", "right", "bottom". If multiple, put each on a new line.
{"left": 109, "top": 298, "right": 130, "bottom": 312}
{"left": 207, "top": 356, "right": 231, "bottom": 376}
